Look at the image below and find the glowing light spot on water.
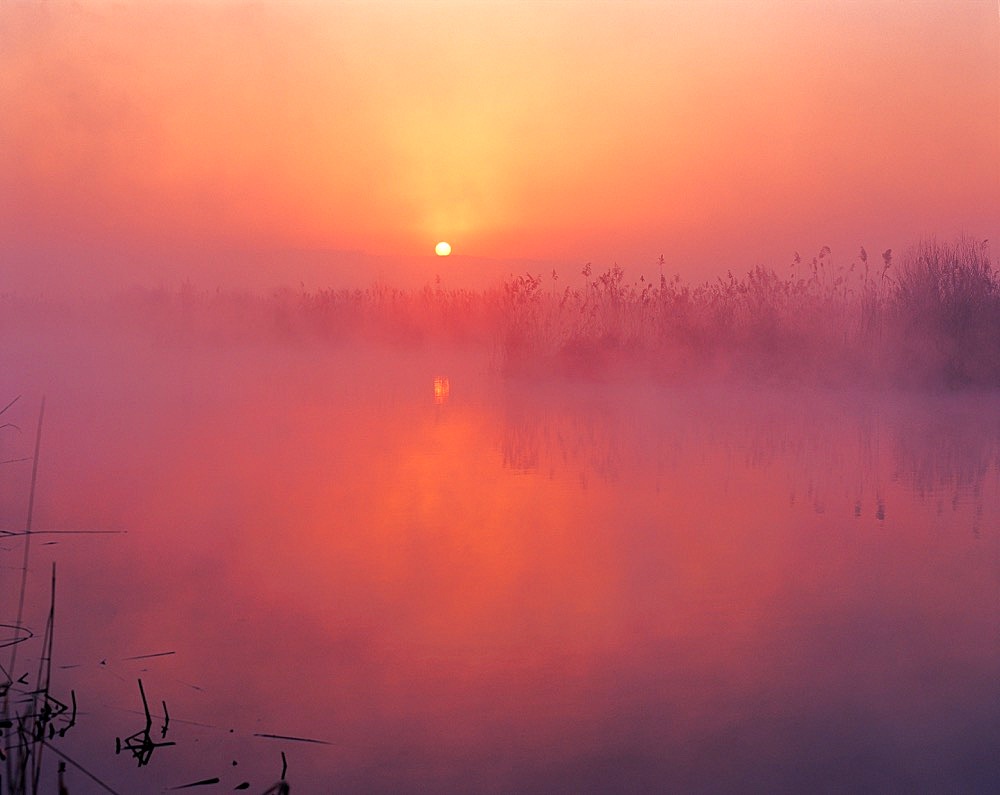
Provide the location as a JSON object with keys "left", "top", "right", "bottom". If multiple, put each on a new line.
{"left": 433, "top": 376, "right": 450, "bottom": 404}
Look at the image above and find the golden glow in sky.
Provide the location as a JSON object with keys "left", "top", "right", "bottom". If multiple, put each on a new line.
{"left": 435, "top": 242, "right": 452, "bottom": 257}
{"left": 1, "top": 0, "right": 997, "bottom": 289}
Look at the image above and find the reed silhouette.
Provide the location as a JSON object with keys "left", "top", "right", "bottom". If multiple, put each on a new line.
{"left": 1, "top": 398, "right": 296, "bottom": 794}
{"left": 48, "top": 234, "right": 993, "bottom": 389}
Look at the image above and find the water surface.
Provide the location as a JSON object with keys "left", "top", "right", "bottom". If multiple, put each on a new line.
{"left": 1, "top": 322, "right": 998, "bottom": 793}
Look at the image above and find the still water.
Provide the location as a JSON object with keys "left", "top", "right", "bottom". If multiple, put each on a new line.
{"left": 2, "top": 324, "right": 998, "bottom": 793}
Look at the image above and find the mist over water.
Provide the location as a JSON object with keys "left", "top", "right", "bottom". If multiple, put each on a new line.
{"left": 4, "top": 0, "right": 998, "bottom": 787}
{"left": 2, "top": 273, "right": 999, "bottom": 792}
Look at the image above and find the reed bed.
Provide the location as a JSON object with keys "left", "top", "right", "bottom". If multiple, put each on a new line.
{"left": 11, "top": 235, "right": 995, "bottom": 389}
{"left": 490, "top": 237, "right": 997, "bottom": 387}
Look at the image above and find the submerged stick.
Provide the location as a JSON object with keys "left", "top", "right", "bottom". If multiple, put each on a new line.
{"left": 8, "top": 397, "right": 45, "bottom": 682}
{"left": 41, "top": 741, "right": 123, "bottom": 795}
{"left": 3, "top": 397, "right": 44, "bottom": 794}
{"left": 29, "top": 563, "right": 58, "bottom": 792}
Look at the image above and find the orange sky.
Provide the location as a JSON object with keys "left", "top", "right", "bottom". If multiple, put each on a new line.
{"left": 2, "top": 0, "right": 998, "bottom": 290}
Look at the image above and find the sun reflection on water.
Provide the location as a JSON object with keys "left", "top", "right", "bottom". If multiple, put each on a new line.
{"left": 433, "top": 376, "right": 450, "bottom": 404}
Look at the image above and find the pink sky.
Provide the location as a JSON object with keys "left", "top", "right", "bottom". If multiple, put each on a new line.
{"left": 2, "top": 0, "right": 997, "bottom": 291}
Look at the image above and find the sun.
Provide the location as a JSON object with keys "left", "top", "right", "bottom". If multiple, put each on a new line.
{"left": 435, "top": 241, "right": 452, "bottom": 257}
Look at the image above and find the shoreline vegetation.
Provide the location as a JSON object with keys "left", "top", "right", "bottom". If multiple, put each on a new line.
{"left": 4, "top": 235, "right": 997, "bottom": 389}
